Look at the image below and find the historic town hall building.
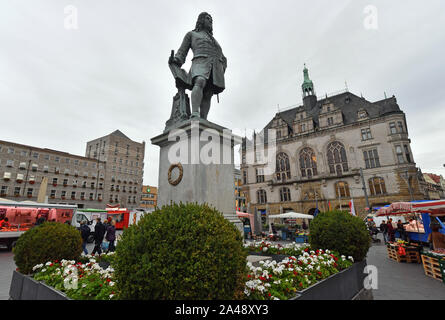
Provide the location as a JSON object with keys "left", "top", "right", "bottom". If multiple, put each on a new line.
{"left": 241, "top": 66, "right": 427, "bottom": 217}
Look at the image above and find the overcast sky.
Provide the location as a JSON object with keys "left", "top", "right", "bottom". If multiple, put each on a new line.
{"left": 1, "top": 0, "right": 445, "bottom": 186}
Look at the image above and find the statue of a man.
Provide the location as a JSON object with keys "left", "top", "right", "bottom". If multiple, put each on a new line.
{"left": 169, "top": 12, "right": 227, "bottom": 120}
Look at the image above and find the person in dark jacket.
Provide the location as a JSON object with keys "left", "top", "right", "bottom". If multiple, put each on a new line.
{"left": 91, "top": 218, "right": 106, "bottom": 255}
{"left": 396, "top": 220, "right": 406, "bottom": 241}
{"left": 105, "top": 220, "right": 116, "bottom": 253}
{"left": 79, "top": 221, "right": 90, "bottom": 255}
{"left": 35, "top": 214, "right": 46, "bottom": 226}
{"left": 380, "top": 220, "right": 388, "bottom": 244}
{"left": 387, "top": 219, "right": 395, "bottom": 242}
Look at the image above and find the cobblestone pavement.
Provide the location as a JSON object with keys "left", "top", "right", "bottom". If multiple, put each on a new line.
{"left": 366, "top": 240, "right": 445, "bottom": 300}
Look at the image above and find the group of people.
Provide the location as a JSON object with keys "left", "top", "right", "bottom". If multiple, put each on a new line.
{"left": 379, "top": 218, "right": 408, "bottom": 244}
{"left": 79, "top": 217, "right": 116, "bottom": 256}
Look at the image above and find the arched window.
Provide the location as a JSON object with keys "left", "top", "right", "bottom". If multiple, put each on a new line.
{"left": 276, "top": 152, "right": 291, "bottom": 181}
{"left": 327, "top": 141, "right": 348, "bottom": 176}
{"left": 335, "top": 181, "right": 350, "bottom": 198}
{"left": 257, "top": 189, "right": 267, "bottom": 204}
{"left": 299, "top": 147, "right": 318, "bottom": 178}
{"left": 369, "top": 177, "right": 387, "bottom": 196}
{"left": 280, "top": 187, "right": 291, "bottom": 202}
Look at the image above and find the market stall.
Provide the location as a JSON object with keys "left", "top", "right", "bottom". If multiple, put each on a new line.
{"left": 376, "top": 200, "right": 445, "bottom": 243}
{"left": 269, "top": 212, "right": 313, "bottom": 242}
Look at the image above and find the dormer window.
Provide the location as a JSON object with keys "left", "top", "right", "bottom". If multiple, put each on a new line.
{"left": 358, "top": 110, "right": 368, "bottom": 119}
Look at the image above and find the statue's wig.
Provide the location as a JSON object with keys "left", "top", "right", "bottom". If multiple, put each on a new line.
{"left": 194, "top": 12, "right": 213, "bottom": 35}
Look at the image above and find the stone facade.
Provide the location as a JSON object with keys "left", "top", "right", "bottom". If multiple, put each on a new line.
{"left": 0, "top": 130, "right": 145, "bottom": 209}
{"left": 241, "top": 67, "right": 427, "bottom": 218}
{"left": 0, "top": 140, "right": 106, "bottom": 208}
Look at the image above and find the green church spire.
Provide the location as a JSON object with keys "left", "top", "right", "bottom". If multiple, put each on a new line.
{"left": 302, "top": 63, "right": 315, "bottom": 97}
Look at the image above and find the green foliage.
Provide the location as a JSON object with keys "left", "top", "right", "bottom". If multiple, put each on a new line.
{"left": 114, "top": 203, "right": 247, "bottom": 300}
{"left": 13, "top": 222, "right": 82, "bottom": 274}
{"left": 309, "top": 210, "right": 371, "bottom": 262}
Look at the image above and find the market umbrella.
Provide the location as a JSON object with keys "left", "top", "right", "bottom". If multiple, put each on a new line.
{"left": 269, "top": 212, "right": 315, "bottom": 220}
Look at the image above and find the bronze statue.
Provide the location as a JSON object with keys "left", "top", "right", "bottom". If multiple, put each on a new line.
{"left": 169, "top": 12, "right": 227, "bottom": 120}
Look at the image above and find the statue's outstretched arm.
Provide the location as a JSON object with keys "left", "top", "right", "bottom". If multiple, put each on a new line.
{"left": 175, "top": 32, "right": 192, "bottom": 65}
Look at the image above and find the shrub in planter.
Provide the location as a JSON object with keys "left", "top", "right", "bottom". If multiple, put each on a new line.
{"left": 114, "top": 203, "right": 247, "bottom": 300}
{"left": 13, "top": 222, "right": 82, "bottom": 274}
{"left": 309, "top": 210, "right": 370, "bottom": 262}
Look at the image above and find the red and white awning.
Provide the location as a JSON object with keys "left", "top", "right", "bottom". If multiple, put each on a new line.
{"left": 376, "top": 200, "right": 445, "bottom": 217}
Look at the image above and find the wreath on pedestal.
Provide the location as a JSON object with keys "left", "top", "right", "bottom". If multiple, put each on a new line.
{"left": 168, "top": 163, "right": 183, "bottom": 186}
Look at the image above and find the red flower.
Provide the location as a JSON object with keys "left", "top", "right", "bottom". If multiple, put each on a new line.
{"left": 293, "top": 271, "right": 298, "bottom": 276}
{"left": 268, "top": 293, "right": 271, "bottom": 297}
{"left": 299, "top": 282, "right": 303, "bottom": 287}
{"left": 317, "top": 271, "right": 322, "bottom": 276}
{"left": 106, "top": 279, "right": 111, "bottom": 282}
{"left": 304, "top": 248, "right": 309, "bottom": 252}
{"left": 247, "top": 274, "right": 252, "bottom": 279}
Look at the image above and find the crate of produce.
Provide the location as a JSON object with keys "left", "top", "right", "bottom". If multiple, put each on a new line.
{"left": 387, "top": 244, "right": 421, "bottom": 263}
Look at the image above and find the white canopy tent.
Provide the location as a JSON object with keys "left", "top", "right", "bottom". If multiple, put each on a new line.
{"left": 269, "top": 212, "right": 315, "bottom": 220}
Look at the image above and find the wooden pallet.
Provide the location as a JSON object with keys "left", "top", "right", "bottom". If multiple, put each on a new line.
{"left": 421, "top": 255, "right": 443, "bottom": 282}
{"left": 387, "top": 246, "right": 421, "bottom": 263}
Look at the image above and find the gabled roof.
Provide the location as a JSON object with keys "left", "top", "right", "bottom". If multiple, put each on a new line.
{"left": 249, "top": 90, "right": 403, "bottom": 146}
{"left": 110, "top": 130, "right": 131, "bottom": 140}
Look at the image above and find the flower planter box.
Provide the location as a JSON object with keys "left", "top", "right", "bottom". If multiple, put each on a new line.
{"left": 9, "top": 270, "right": 70, "bottom": 300}
{"left": 292, "top": 260, "right": 368, "bottom": 300}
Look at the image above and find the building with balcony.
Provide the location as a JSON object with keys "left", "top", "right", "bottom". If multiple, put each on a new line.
{"left": 0, "top": 130, "right": 145, "bottom": 209}
{"left": 0, "top": 141, "right": 106, "bottom": 208}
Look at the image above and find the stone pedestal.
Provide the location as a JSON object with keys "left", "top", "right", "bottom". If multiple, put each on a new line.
{"left": 151, "top": 119, "right": 243, "bottom": 233}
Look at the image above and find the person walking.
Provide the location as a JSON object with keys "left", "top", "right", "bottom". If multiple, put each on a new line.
{"left": 387, "top": 219, "right": 395, "bottom": 243}
{"left": 105, "top": 220, "right": 116, "bottom": 253}
{"left": 380, "top": 220, "right": 388, "bottom": 244}
{"left": 79, "top": 221, "right": 90, "bottom": 255}
{"left": 91, "top": 218, "right": 106, "bottom": 255}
